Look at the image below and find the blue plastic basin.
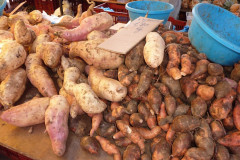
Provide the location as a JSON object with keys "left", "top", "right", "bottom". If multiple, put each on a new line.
{"left": 188, "top": 3, "right": 240, "bottom": 66}
{"left": 0, "top": 0, "right": 6, "bottom": 16}
{"left": 125, "top": 1, "right": 174, "bottom": 24}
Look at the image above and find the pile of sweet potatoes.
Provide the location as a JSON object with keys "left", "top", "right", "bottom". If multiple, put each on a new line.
{"left": 1, "top": 9, "right": 240, "bottom": 160}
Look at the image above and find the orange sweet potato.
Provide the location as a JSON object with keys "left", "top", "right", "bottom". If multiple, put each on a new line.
{"left": 180, "top": 77, "right": 198, "bottom": 98}
{"left": 161, "top": 74, "right": 182, "bottom": 98}
{"left": 123, "top": 144, "right": 141, "bottom": 160}
{"left": 233, "top": 103, "right": 240, "bottom": 131}
{"left": 135, "top": 126, "right": 161, "bottom": 140}
{"left": 218, "top": 131, "right": 240, "bottom": 147}
{"left": 215, "top": 144, "right": 230, "bottom": 160}
{"left": 190, "top": 59, "right": 210, "bottom": 80}
{"left": 152, "top": 137, "right": 171, "bottom": 160}
{"left": 196, "top": 85, "right": 214, "bottom": 101}
{"left": 208, "top": 63, "right": 223, "bottom": 76}
{"left": 172, "top": 132, "right": 192, "bottom": 157}
{"left": 210, "top": 120, "right": 226, "bottom": 140}
{"left": 171, "top": 115, "right": 200, "bottom": 132}
{"left": 181, "top": 54, "right": 192, "bottom": 76}
{"left": 191, "top": 96, "right": 207, "bottom": 117}
{"left": 164, "top": 94, "right": 176, "bottom": 116}
{"left": 147, "top": 87, "right": 162, "bottom": 114}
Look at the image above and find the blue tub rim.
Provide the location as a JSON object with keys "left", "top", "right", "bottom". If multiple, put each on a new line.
{"left": 125, "top": 1, "right": 174, "bottom": 15}
{"left": 192, "top": 3, "right": 240, "bottom": 53}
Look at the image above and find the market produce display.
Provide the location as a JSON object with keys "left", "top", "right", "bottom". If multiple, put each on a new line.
{"left": 0, "top": 5, "right": 240, "bottom": 160}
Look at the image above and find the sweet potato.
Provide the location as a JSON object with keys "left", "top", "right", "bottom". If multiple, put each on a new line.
{"left": 180, "top": 76, "right": 198, "bottom": 98}
{"left": 223, "top": 112, "right": 234, "bottom": 131}
{"left": 190, "top": 59, "right": 210, "bottom": 79}
{"left": 125, "top": 41, "right": 145, "bottom": 71}
{"left": 147, "top": 87, "right": 162, "bottom": 114}
{"left": 215, "top": 144, "right": 230, "bottom": 160}
{"left": 206, "top": 75, "right": 218, "bottom": 86}
{"left": 181, "top": 54, "right": 192, "bottom": 76}
{"left": 143, "top": 32, "right": 165, "bottom": 68}
{"left": 173, "top": 104, "right": 190, "bottom": 117}
{"left": 131, "top": 67, "right": 153, "bottom": 99}
{"left": 172, "top": 132, "right": 192, "bottom": 157}
{"left": 111, "top": 105, "right": 130, "bottom": 118}
{"left": 45, "top": 95, "right": 69, "bottom": 156}
{"left": 230, "top": 154, "right": 240, "bottom": 160}
{"left": 208, "top": 63, "right": 223, "bottom": 76}
{"left": 116, "top": 120, "right": 145, "bottom": 153}
{"left": 130, "top": 113, "right": 146, "bottom": 127}
{"left": 0, "top": 30, "right": 13, "bottom": 42}
{"left": 89, "top": 113, "right": 103, "bottom": 137}
{"left": 69, "top": 39, "right": 124, "bottom": 69}
{"left": 157, "top": 102, "right": 170, "bottom": 131}
{"left": 196, "top": 85, "right": 214, "bottom": 101}
{"left": 28, "top": 10, "right": 43, "bottom": 25}
{"left": 36, "top": 42, "right": 62, "bottom": 68}
{"left": 115, "top": 137, "right": 132, "bottom": 147}
{"left": 0, "top": 97, "right": 49, "bottom": 127}
{"left": 230, "top": 63, "right": 240, "bottom": 82}
{"left": 0, "top": 16, "right": 8, "bottom": 30}
{"left": 161, "top": 32, "right": 178, "bottom": 44}
{"left": 88, "top": 66, "right": 127, "bottom": 101}
{"left": 59, "top": 12, "right": 113, "bottom": 41}
{"left": 214, "top": 80, "right": 232, "bottom": 99}
{"left": 61, "top": 56, "right": 86, "bottom": 73}
{"left": 126, "top": 100, "right": 138, "bottom": 114}
{"left": 161, "top": 74, "right": 182, "bottom": 98}
{"left": 96, "top": 121, "right": 116, "bottom": 138}
{"left": 183, "top": 148, "right": 210, "bottom": 160}
{"left": 0, "top": 68, "right": 27, "bottom": 108}
{"left": 166, "top": 126, "right": 176, "bottom": 144}
{"left": 95, "top": 136, "right": 121, "bottom": 160}
{"left": 80, "top": 136, "right": 100, "bottom": 154}
{"left": 210, "top": 120, "right": 226, "bottom": 140}
{"left": 0, "top": 41, "right": 26, "bottom": 74}
{"left": 118, "top": 64, "right": 137, "bottom": 87}
{"left": 123, "top": 144, "right": 141, "bottom": 160}
{"left": 218, "top": 131, "right": 240, "bottom": 147}
{"left": 209, "top": 97, "right": 232, "bottom": 120}
{"left": 166, "top": 43, "right": 181, "bottom": 80}
{"left": 30, "top": 34, "right": 51, "bottom": 53}
{"left": 233, "top": 103, "right": 240, "bottom": 130}
{"left": 171, "top": 115, "right": 200, "bottom": 132}
{"left": 25, "top": 54, "right": 57, "bottom": 97}
{"left": 135, "top": 126, "right": 161, "bottom": 140}
{"left": 141, "top": 154, "right": 151, "bottom": 160}
{"left": 191, "top": 96, "right": 207, "bottom": 117}
{"left": 164, "top": 94, "right": 176, "bottom": 116}
{"left": 14, "top": 20, "right": 36, "bottom": 45}
{"left": 152, "top": 137, "right": 171, "bottom": 160}
{"left": 104, "top": 69, "right": 118, "bottom": 79}
{"left": 87, "top": 30, "right": 107, "bottom": 40}
{"left": 154, "top": 83, "right": 170, "bottom": 96}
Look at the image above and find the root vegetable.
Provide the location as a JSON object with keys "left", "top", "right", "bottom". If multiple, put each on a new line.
{"left": 166, "top": 43, "right": 181, "bottom": 80}
{"left": 0, "top": 16, "right": 8, "bottom": 30}
{"left": 166, "top": 126, "right": 176, "bottom": 144}
{"left": 190, "top": 59, "right": 210, "bottom": 79}
{"left": 164, "top": 94, "right": 176, "bottom": 116}
{"left": 135, "top": 126, "right": 161, "bottom": 140}
{"left": 90, "top": 113, "right": 103, "bottom": 137}
{"left": 30, "top": 34, "right": 51, "bottom": 53}
{"left": 111, "top": 106, "right": 130, "bottom": 118}
{"left": 157, "top": 102, "right": 170, "bottom": 131}
{"left": 154, "top": 83, "right": 170, "bottom": 96}
{"left": 143, "top": 32, "right": 165, "bottom": 68}
{"left": 173, "top": 104, "right": 190, "bottom": 117}
{"left": 0, "top": 97, "right": 49, "bottom": 127}
{"left": 104, "top": 69, "right": 118, "bottom": 79}
{"left": 180, "top": 76, "right": 198, "bottom": 98}
{"left": 80, "top": 136, "right": 100, "bottom": 154}
{"left": 230, "top": 154, "right": 240, "bottom": 160}
{"left": 45, "top": 95, "right": 69, "bottom": 156}
{"left": 141, "top": 154, "right": 151, "bottom": 160}
{"left": 172, "top": 132, "right": 192, "bottom": 157}
{"left": 183, "top": 148, "right": 210, "bottom": 160}
{"left": 61, "top": 56, "right": 86, "bottom": 73}
{"left": 181, "top": 54, "right": 192, "bottom": 76}
{"left": 14, "top": 20, "right": 36, "bottom": 45}
{"left": 218, "top": 131, "right": 240, "bottom": 147}
{"left": 95, "top": 136, "right": 121, "bottom": 160}
{"left": 0, "top": 68, "right": 27, "bottom": 108}
{"left": 210, "top": 120, "right": 226, "bottom": 140}
{"left": 147, "top": 87, "right": 162, "bottom": 114}
{"left": 208, "top": 63, "right": 223, "bottom": 76}
{"left": 171, "top": 115, "right": 200, "bottom": 132}
{"left": 28, "top": 10, "right": 43, "bottom": 25}
{"left": 0, "top": 30, "right": 13, "bottom": 42}
{"left": 126, "top": 100, "right": 138, "bottom": 114}
{"left": 161, "top": 32, "right": 178, "bottom": 44}
{"left": 123, "top": 144, "right": 141, "bottom": 160}
{"left": 131, "top": 67, "right": 153, "bottom": 99}
{"left": 130, "top": 113, "right": 146, "bottom": 127}
{"left": 161, "top": 75, "right": 182, "bottom": 98}
{"left": 59, "top": 12, "right": 113, "bottom": 41}
{"left": 231, "top": 63, "right": 240, "bottom": 82}
{"left": 69, "top": 39, "right": 124, "bottom": 69}
{"left": 96, "top": 121, "right": 116, "bottom": 137}
{"left": 118, "top": 64, "right": 137, "bottom": 87}
{"left": 25, "top": 54, "right": 57, "bottom": 97}
{"left": 88, "top": 66, "right": 127, "bottom": 102}
{"left": 87, "top": 30, "right": 108, "bottom": 40}
{"left": 206, "top": 75, "right": 218, "bottom": 86}
{"left": 152, "top": 137, "right": 171, "bottom": 160}
{"left": 215, "top": 80, "right": 232, "bottom": 99}
{"left": 36, "top": 42, "right": 62, "bottom": 68}
{"left": 215, "top": 144, "right": 230, "bottom": 160}
{"left": 125, "top": 41, "right": 145, "bottom": 71}
{"left": 116, "top": 120, "right": 145, "bottom": 153}
{"left": 233, "top": 103, "right": 240, "bottom": 130}
{"left": 191, "top": 96, "right": 207, "bottom": 117}
{"left": 196, "top": 85, "right": 214, "bottom": 101}
{"left": 223, "top": 113, "right": 234, "bottom": 131}
{"left": 115, "top": 137, "right": 132, "bottom": 147}
{"left": 113, "top": 131, "right": 125, "bottom": 140}
{"left": 0, "top": 41, "right": 26, "bottom": 74}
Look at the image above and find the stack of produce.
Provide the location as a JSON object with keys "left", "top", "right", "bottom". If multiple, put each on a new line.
{"left": 0, "top": 5, "right": 240, "bottom": 160}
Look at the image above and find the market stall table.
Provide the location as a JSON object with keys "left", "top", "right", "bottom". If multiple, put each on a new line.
{"left": 0, "top": 119, "right": 112, "bottom": 160}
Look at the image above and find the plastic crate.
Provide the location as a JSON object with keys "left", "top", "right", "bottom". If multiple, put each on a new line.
{"left": 94, "top": 3, "right": 129, "bottom": 24}
{"left": 168, "top": 16, "right": 187, "bottom": 31}
{"left": 0, "top": 145, "right": 32, "bottom": 160}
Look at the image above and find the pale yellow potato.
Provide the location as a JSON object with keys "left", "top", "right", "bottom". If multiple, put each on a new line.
{"left": 0, "top": 68, "right": 27, "bottom": 108}
{"left": 69, "top": 39, "right": 124, "bottom": 69}
{"left": 0, "top": 97, "right": 50, "bottom": 127}
{"left": 88, "top": 66, "right": 127, "bottom": 102}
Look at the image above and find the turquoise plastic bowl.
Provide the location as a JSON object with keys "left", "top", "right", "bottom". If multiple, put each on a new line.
{"left": 125, "top": 1, "right": 174, "bottom": 24}
{"left": 0, "top": 0, "right": 6, "bottom": 16}
{"left": 188, "top": 3, "right": 240, "bottom": 66}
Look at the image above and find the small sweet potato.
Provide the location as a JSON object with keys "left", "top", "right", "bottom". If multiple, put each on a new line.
{"left": 208, "top": 63, "right": 223, "bottom": 76}
{"left": 45, "top": 95, "right": 69, "bottom": 156}
{"left": 0, "top": 30, "right": 13, "bottom": 43}
{"left": 190, "top": 59, "right": 210, "bottom": 79}
{"left": 206, "top": 75, "right": 218, "bottom": 86}
{"left": 80, "top": 136, "right": 100, "bottom": 154}
{"left": 0, "top": 16, "right": 8, "bottom": 30}
{"left": 126, "top": 100, "right": 138, "bottom": 114}
{"left": 141, "top": 154, "right": 151, "bottom": 160}
{"left": 30, "top": 34, "right": 51, "bottom": 53}
{"left": 230, "top": 63, "right": 240, "bottom": 81}
{"left": 173, "top": 104, "right": 190, "bottom": 117}
{"left": 172, "top": 132, "right": 192, "bottom": 157}
{"left": 191, "top": 96, "right": 207, "bottom": 117}
{"left": 233, "top": 102, "right": 240, "bottom": 130}
{"left": 115, "top": 137, "right": 132, "bottom": 147}
{"left": 218, "top": 131, "right": 240, "bottom": 147}
{"left": 135, "top": 126, "right": 161, "bottom": 140}
{"left": 28, "top": 10, "right": 43, "bottom": 25}
{"left": 196, "top": 85, "right": 214, "bottom": 101}
{"left": 171, "top": 115, "right": 200, "bottom": 132}
{"left": 180, "top": 76, "right": 198, "bottom": 98}
{"left": 164, "top": 94, "right": 176, "bottom": 116}
{"left": 61, "top": 56, "right": 86, "bottom": 73}
{"left": 181, "top": 54, "right": 192, "bottom": 76}
{"left": 154, "top": 82, "right": 170, "bottom": 96}
{"left": 183, "top": 148, "right": 210, "bottom": 160}
{"left": 118, "top": 64, "right": 137, "bottom": 87}
{"left": 89, "top": 113, "right": 103, "bottom": 137}
{"left": 123, "top": 144, "right": 141, "bottom": 160}
{"left": 0, "top": 97, "right": 49, "bottom": 127}
{"left": 161, "top": 74, "right": 182, "bottom": 98}
{"left": 130, "top": 113, "right": 146, "bottom": 127}
{"left": 215, "top": 144, "right": 230, "bottom": 160}
{"left": 152, "top": 137, "right": 171, "bottom": 160}
{"left": 147, "top": 87, "right": 162, "bottom": 114}
{"left": 214, "top": 80, "right": 232, "bottom": 99}
{"left": 210, "top": 120, "right": 226, "bottom": 140}
{"left": 209, "top": 97, "right": 232, "bottom": 120}
{"left": 223, "top": 112, "right": 234, "bottom": 131}
{"left": 111, "top": 105, "right": 130, "bottom": 118}
{"left": 157, "top": 103, "right": 170, "bottom": 130}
